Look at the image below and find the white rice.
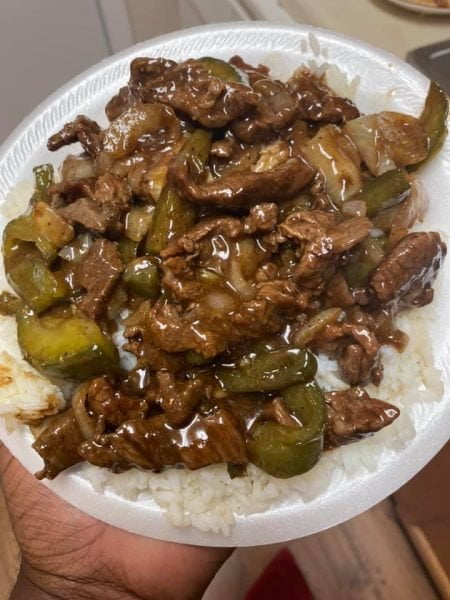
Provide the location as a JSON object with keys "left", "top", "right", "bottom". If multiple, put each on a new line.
{"left": 0, "top": 171, "right": 444, "bottom": 534}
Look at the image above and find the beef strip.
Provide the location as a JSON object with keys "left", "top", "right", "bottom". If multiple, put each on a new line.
{"left": 168, "top": 156, "right": 315, "bottom": 209}
{"left": 161, "top": 256, "right": 202, "bottom": 302}
{"left": 129, "top": 57, "right": 177, "bottom": 91}
{"left": 47, "top": 115, "right": 103, "bottom": 156}
{"left": 287, "top": 74, "right": 360, "bottom": 124}
{"left": 231, "top": 79, "right": 297, "bottom": 144}
{"left": 33, "top": 409, "right": 84, "bottom": 480}
{"left": 58, "top": 173, "right": 131, "bottom": 237}
{"left": 161, "top": 203, "right": 278, "bottom": 258}
{"left": 79, "top": 409, "right": 248, "bottom": 471}
{"left": 229, "top": 55, "right": 270, "bottom": 85}
{"left": 87, "top": 377, "right": 147, "bottom": 428}
{"left": 105, "top": 85, "right": 137, "bottom": 121}
{"left": 156, "top": 371, "right": 205, "bottom": 427}
{"left": 130, "top": 57, "right": 259, "bottom": 128}
{"left": 325, "top": 388, "right": 400, "bottom": 447}
{"left": 370, "top": 232, "right": 446, "bottom": 307}
{"left": 325, "top": 271, "right": 355, "bottom": 308}
{"left": 312, "top": 321, "right": 381, "bottom": 386}
{"left": 125, "top": 290, "right": 282, "bottom": 360}
{"left": 279, "top": 211, "right": 372, "bottom": 289}
{"left": 49, "top": 177, "right": 96, "bottom": 208}
{"left": 75, "top": 239, "right": 123, "bottom": 319}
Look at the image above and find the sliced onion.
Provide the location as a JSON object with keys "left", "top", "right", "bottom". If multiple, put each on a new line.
{"left": 228, "top": 259, "right": 256, "bottom": 299}
{"left": 205, "top": 291, "right": 236, "bottom": 314}
{"left": 72, "top": 383, "right": 96, "bottom": 440}
{"left": 61, "top": 154, "right": 96, "bottom": 180}
{"left": 303, "top": 125, "right": 362, "bottom": 205}
{"left": 293, "top": 307, "right": 344, "bottom": 347}
{"left": 344, "top": 115, "right": 396, "bottom": 176}
{"left": 58, "top": 232, "right": 94, "bottom": 262}
{"left": 103, "top": 103, "right": 181, "bottom": 159}
{"left": 125, "top": 206, "right": 154, "bottom": 242}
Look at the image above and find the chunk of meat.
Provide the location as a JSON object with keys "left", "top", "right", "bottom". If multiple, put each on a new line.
{"left": 87, "top": 377, "right": 146, "bottom": 428}
{"left": 325, "top": 388, "right": 400, "bottom": 447}
{"left": 312, "top": 321, "right": 381, "bottom": 386}
{"left": 79, "top": 409, "right": 248, "bottom": 471}
{"left": 161, "top": 203, "right": 278, "bottom": 258}
{"left": 130, "top": 58, "right": 259, "bottom": 128}
{"left": 47, "top": 115, "right": 103, "bottom": 156}
{"left": 75, "top": 239, "right": 123, "bottom": 319}
{"left": 58, "top": 173, "right": 131, "bottom": 237}
{"left": 339, "top": 343, "right": 382, "bottom": 387}
{"left": 126, "top": 292, "right": 282, "bottom": 360}
{"left": 371, "top": 232, "right": 446, "bottom": 307}
{"left": 33, "top": 409, "right": 84, "bottom": 480}
{"left": 161, "top": 256, "right": 202, "bottom": 302}
{"left": 231, "top": 79, "right": 297, "bottom": 144}
{"left": 49, "top": 177, "right": 96, "bottom": 208}
{"left": 156, "top": 371, "right": 205, "bottom": 427}
{"left": 168, "top": 156, "right": 315, "bottom": 209}
{"left": 325, "top": 271, "right": 355, "bottom": 308}
{"left": 288, "top": 74, "right": 360, "bottom": 124}
{"left": 229, "top": 55, "right": 270, "bottom": 85}
{"left": 279, "top": 211, "right": 372, "bottom": 288}
{"left": 129, "top": 57, "right": 177, "bottom": 91}
{"left": 105, "top": 85, "right": 137, "bottom": 121}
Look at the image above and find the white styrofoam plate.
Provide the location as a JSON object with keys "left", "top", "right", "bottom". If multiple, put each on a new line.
{"left": 386, "top": 0, "right": 450, "bottom": 14}
{"left": 0, "top": 22, "right": 449, "bottom": 547}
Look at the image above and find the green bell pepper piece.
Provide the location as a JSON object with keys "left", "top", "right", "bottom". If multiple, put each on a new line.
{"left": 122, "top": 257, "right": 160, "bottom": 299}
{"left": 32, "top": 164, "right": 54, "bottom": 202}
{"left": 409, "top": 81, "right": 448, "bottom": 172}
{"left": 198, "top": 57, "right": 242, "bottom": 83}
{"left": 146, "top": 129, "right": 212, "bottom": 254}
{"left": 216, "top": 345, "right": 317, "bottom": 393}
{"left": 17, "top": 310, "right": 119, "bottom": 379}
{"left": 345, "top": 169, "right": 411, "bottom": 218}
{"left": 248, "top": 381, "right": 326, "bottom": 479}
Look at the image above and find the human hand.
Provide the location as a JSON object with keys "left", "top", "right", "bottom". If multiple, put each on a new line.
{"left": 0, "top": 444, "right": 233, "bottom": 600}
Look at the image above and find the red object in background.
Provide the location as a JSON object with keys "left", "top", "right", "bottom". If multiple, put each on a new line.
{"left": 244, "top": 548, "right": 315, "bottom": 600}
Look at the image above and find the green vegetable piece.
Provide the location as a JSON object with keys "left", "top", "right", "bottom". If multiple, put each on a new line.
{"left": 3, "top": 213, "right": 68, "bottom": 310}
{"left": 6, "top": 252, "right": 68, "bottom": 313}
{"left": 146, "top": 129, "right": 212, "bottom": 254}
{"left": 33, "top": 164, "right": 54, "bottom": 202}
{"left": 198, "top": 57, "right": 242, "bottom": 83}
{"left": 118, "top": 237, "right": 139, "bottom": 264}
{"left": 122, "top": 257, "right": 160, "bottom": 299}
{"left": 216, "top": 346, "right": 317, "bottom": 393}
{"left": 346, "top": 169, "right": 411, "bottom": 218}
{"left": 248, "top": 381, "right": 326, "bottom": 479}
{"left": 185, "top": 350, "right": 211, "bottom": 366}
{"left": 146, "top": 185, "right": 195, "bottom": 255}
{"left": 344, "top": 236, "right": 386, "bottom": 289}
{"left": 17, "top": 310, "right": 119, "bottom": 379}
{"left": 0, "top": 291, "right": 22, "bottom": 316}
{"left": 3, "top": 202, "right": 73, "bottom": 266}
{"left": 409, "top": 81, "right": 449, "bottom": 172}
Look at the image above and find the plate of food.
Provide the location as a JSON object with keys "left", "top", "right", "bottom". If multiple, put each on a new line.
{"left": 0, "top": 22, "right": 449, "bottom": 547}
{"left": 386, "top": 0, "right": 450, "bottom": 14}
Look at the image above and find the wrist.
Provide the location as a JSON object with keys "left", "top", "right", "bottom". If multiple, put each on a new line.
{"left": 12, "top": 563, "right": 140, "bottom": 600}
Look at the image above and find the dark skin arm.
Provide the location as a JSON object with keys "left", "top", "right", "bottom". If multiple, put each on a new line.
{"left": 0, "top": 444, "right": 233, "bottom": 600}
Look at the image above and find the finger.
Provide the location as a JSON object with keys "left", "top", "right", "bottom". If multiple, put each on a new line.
{"left": 0, "top": 442, "right": 14, "bottom": 476}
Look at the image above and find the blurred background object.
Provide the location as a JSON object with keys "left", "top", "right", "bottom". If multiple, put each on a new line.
{"left": 1, "top": 0, "right": 449, "bottom": 142}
